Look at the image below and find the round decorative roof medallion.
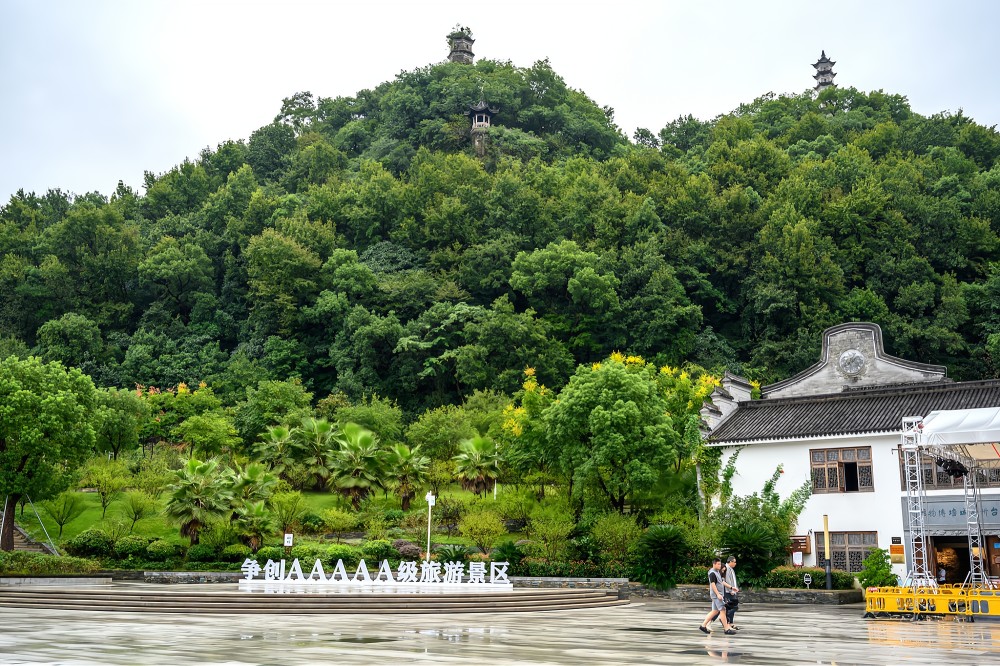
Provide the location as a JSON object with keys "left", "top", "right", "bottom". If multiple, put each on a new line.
{"left": 838, "top": 348, "right": 866, "bottom": 375}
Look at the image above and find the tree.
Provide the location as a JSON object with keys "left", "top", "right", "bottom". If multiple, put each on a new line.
{"left": 384, "top": 443, "right": 429, "bottom": 510}
{"left": 0, "top": 356, "right": 97, "bottom": 551}
{"left": 234, "top": 378, "right": 313, "bottom": 449}
{"left": 543, "top": 354, "right": 676, "bottom": 513}
{"left": 41, "top": 491, "right": 85, "bottom": 538}
{"left": 138, "top": 236, "right": 215, "bottom": 322}
{"left": 330, "top": 422, "right": 384, "bottom": 509}
{"left": 253, "top": 425, "right": 299, "bottom": 482}
{"left": 93, "top": 388, "right": 149, "bottom": 460}
{"left": 234, "top": 500, "right": 277, "bottom": 552}
{"left": 452, "top": 435, "right": 500, "bottom": 497}
{"left": 35, "top": 312, "right": 103, "bottom": 370}
{"left": 173, "top": 411, "right": 240, "bottom": 458}
{"left": 118, "top": 490, "right": 156, "bottom": 532}
{"left": 293, "top": 416, "right": 339, "bottom": 490}
{"left": 405, "top": 404, "right": 477, "bottom": 461}
{"left": 84, "top": 459, "right": 130, "bottom": 519}
{"left": 163, "top": 458, "right": 233, "bottom": 545}
{"left": 459, "top": 510, "right": 506, "bottom": 555}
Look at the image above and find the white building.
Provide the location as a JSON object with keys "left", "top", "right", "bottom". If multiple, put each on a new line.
{"left": 704, "top": 322, "right": 1000, "bottom": 582}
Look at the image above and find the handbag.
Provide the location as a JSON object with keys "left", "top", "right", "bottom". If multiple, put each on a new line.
{"left": 724, "top": 593, "right": 739, "bottom": 610}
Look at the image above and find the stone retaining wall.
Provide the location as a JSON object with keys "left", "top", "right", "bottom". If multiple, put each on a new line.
{"left": 511, "top": 578, "right": 862, "bottom": 604}
{"left": 0, "top": 577, "right": 111, "bottom": 586}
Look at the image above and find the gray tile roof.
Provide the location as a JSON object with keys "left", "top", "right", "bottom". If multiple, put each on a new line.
{"left": 708, "top": 379, "right": 1000, "bottom": 444}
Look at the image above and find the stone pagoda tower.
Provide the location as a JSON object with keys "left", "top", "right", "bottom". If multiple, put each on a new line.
{"left": 812, "top": 50, "right": 837, "bottom": 92}
{"left": 447, "top": 26, "right": 475, "bottom": 64}
{"left": 466, "top": 100, "right": 499, "bottom": 156}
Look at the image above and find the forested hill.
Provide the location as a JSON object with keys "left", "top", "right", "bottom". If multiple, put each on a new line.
{"left": 3, "top": 57, "right": 1000, "bottom": 420}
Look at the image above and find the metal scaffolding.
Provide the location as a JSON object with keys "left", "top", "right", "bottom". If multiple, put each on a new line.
{"left": 902, "top": 415, "right": 994, "bottom": 590}
{"left": 901, "top": 417, "right": 936, "bottom": 588}
{"left": 963, "top": 469, "right": 991, "bottom": 588}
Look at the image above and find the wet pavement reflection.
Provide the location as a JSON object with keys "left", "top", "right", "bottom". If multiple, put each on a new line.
{"left": 3, "top": 599, "right": 1000, "bottom": 664}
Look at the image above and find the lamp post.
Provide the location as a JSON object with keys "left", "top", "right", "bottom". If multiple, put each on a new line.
{"left": 425, "top": 491, "right": 436, "bottom": 561}
{"left": 823, "top": 514, "right": 832, "bottom": 590}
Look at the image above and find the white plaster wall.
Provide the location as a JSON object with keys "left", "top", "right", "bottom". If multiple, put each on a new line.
{"left": 720, "top": 433, "right": 908, "bottom": 577}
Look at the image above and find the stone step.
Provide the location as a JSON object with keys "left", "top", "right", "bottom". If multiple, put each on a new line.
{"left": 0, "top": 587, "right": 626, "bottom": 613}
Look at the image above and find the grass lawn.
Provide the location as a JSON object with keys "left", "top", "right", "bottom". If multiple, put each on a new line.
{"left": 13, "top": 492, "right": 183, "bottom": 548}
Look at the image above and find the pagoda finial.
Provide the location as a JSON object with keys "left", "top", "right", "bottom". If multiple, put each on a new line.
{"left": 812, "top": 50, "right": 837, "bottom": 92}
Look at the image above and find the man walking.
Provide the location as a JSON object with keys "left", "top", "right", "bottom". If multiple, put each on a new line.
{"left": 699, "top": 558, "right": 737, "bottom": 635}
{"left": 723, "top": 555, "right": 740, "bottom": 629}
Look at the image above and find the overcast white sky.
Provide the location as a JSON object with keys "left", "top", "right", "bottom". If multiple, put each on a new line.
{"left": 2, "top": 0, "right": 998, "bottom": 203}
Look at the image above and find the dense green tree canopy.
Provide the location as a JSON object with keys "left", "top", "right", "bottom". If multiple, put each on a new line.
{"left": 2, "top": 56, "right": 1000, "bottom": 426}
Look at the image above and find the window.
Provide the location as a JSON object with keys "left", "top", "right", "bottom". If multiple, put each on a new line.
{"left": 897, "top": 451, "right": 1000, "bottom": 490}
{"left": 810, "top": 447, "right": 873, "bottom": 493}
{"left": 815, "top": 531, "right": 878, "bottom": 572}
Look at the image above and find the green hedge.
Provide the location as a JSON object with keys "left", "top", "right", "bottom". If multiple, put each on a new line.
{"left": 0, "top": 551, "right": 101, "bottom": 575}
{"left": 673, "top": 564, "right": 855, "bottom": 590}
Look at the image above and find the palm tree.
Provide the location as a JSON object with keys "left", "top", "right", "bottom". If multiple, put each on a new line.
{"left": 227, "top": 461, "right": 278, "bottom": 520}
{"left": 234, "top": 500, "right": 277, "bottom": 552}
{"left": 294, "top": 417, "right": 339, "bottom": 490}
{"left": 330, "top": 422, "right": 384, "bottom": 509}
{"left": 453, "top": 435, "right": 500, "bottom": 497}
{"left": 385, "top": 443, "right": 429, "bottom": 510}
{"left": 253, "top": 425, "right": 299, "bottom": 482}
{"left": 163, "top": 458, "right": 232, "bottom": 545}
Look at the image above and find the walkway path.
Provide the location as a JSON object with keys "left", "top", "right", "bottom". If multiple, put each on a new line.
{"left": 3, "top": 596, "right": 999, "bottom": 664}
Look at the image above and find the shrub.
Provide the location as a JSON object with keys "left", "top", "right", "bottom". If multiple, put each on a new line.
{"left": 64, "top": 528, "right": 115, "bottom": 558}
{"left": 856, "top": 548, "right": 899, "bottom": 588}
{"left": 495, "top": 490, "right": 532, "bottom": 531}
{"left": 591, "top": 513, "right": 642, "bottom": 564}
{"left": 520, "top": 558, "right": 605, "bottom": 578}
{"left": 675, "top": 563, "right": 713, "bottom": 585}
{"left": 324, "top": 544, "right": 362, "bottom": 568}
{"left": 364, "top": 515, "right": 390, "bottom": 541}
{"left": 491, "top": 540, "right": 525, "bottom": 571}
{"left": 436, "top": 497, "right": 466, "bottom": 536}
{"left": 630, "top": 524, "right": 690, "bottom": 590}
{"left": 383, "top": 509, "right": 404, "bottom": 526}
{"left": 460, "top": 511, "right": 506, "bottom": 554}
{"left": 435, "top": 543, "right": 470, "bottom": 564}
{"left": 361, "top": 539, "right": 397, "bottom": 562}
{"left": 146, "top": 539, "right": 180, "bottom": 561}
{"left": 765, "top": 566, "right": 855, "bottom": 590}
{"left": 221, "top": 544, "right": 253, "bottom": 562}
{"left": 187, "top": 543, "right": 218, "bottom": 562}
{"left": 300, "top": 512, "right": 325, "bottom": 534}
{"left": 400, "top": 511, "right": 428, "bottom": 541}
{"left": 719, "top": 522, "right": 789, "bottom": 588}
{"left": 394, "top": 541, "right": 422, "bottom": 560}
{"left": 526, "top": 504, "right": 574, "bottom": 561}
{"left": 322, "top": 508, "right": 358, "bottom": 542}
{"left": 255, "top": 546, "right": 284, "bottom": 563}
{"left": 200, "top": 522, "right": 241, "bottom": 550}
{"left": 114, "top": 535, "right": 150, "bottom": 559}
{"left": 291, "top": 543, "right": 324, "bottom": 562}
{"left": 0, "top": 551, "right": 101, "bottom": 575}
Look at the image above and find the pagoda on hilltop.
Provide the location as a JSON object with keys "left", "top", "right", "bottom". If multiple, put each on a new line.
{"left": 812, "top": 50, "right": 837, "bottom": 92}
{"left": 467, "top": 100, "right": 499, "bottom": 156}
{"left": 447, "top": 26, "right": 475, "bottom": 64}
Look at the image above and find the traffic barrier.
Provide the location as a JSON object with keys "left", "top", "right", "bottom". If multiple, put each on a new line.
{"left": 865, "top": 585, "right": 999, "bottom": 619}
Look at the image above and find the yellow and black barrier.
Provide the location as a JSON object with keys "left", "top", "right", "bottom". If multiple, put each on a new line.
{"left": 865, "top": 585, "right": 1000, "bottom": 620}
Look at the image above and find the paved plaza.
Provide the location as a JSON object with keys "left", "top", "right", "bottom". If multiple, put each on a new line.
{"left": 3, "top": 594, "right": 1000, "bottom": 665}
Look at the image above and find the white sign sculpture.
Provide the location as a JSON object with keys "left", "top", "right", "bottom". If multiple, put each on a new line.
{"left": 239, "top": 557, "right": 512, "bottom": 593}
